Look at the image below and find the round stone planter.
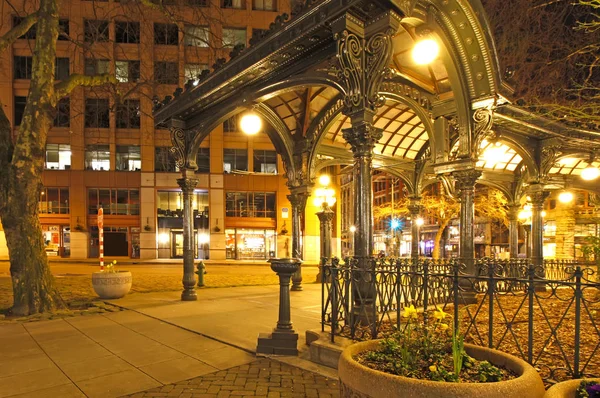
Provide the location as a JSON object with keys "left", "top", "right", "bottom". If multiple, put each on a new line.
{"left": 338, "top": 340, "right": 545, "bottom": 398}
{"left": 544, "top": 378, "right": 600, "bottom": 398}
{"left": 92, "top": 271, "right": 132, "bottom": 299}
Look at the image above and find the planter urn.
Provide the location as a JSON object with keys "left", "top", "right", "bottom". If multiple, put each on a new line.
{"left": 92, "top": 271, "right": 132, "bottom": 299}
{"left": 544, "top": 378, "right": 600, "bottom": 398}
{"left": 338, "top": 340, "right": 545, "bottom": 398}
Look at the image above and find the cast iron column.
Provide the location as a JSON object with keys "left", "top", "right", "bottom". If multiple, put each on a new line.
{"left": 288, "top": 192, "right": 308, "bottom": 291}
{"left": 529, "top": 184, "right": 548, "bottom": 269}
{"left": 343, "top": 121, "right": 382, "bottom": 262}
{"left": 408, "top": 197, "right": 422, "bottom": 262}
{"left": 508, "top": 203, "right": 520, "bottom": 258}
{"left": 177, "top": 173, "right": 199, "bottom": 301}
{"left": 316, "top": 205, "right": 334, "bottom": 282}
{"left": 453, "top": 169, "right": 481, "bottom": 275}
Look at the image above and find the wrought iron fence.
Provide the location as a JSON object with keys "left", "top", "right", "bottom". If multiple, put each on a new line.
{"left": 321, "top": 257, "right": 600, "bottom": 384}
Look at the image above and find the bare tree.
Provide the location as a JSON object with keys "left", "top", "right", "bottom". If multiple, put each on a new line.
{"left": 483, "top": 0, "right": 600, "bottom": 128}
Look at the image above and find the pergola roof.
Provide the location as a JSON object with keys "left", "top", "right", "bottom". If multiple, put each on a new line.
{"left": 154, "top": 0, "right": 600, "bottom": 199}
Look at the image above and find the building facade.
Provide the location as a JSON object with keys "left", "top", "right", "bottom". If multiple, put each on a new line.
{"left": 0, "top": 0, "right": 330, "bottom": 261}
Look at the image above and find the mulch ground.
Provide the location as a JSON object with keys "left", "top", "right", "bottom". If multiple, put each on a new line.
{"left": 351, "top": 290, "right": 600, "bottom": 384}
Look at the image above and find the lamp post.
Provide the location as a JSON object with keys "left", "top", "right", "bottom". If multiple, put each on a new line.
{"left": 314, "top": 175, "right": 336, "bottom": 282}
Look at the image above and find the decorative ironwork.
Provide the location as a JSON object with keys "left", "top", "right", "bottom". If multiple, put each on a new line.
{"left": 170, "top": 126, "right": 198, "bottom": 170}
{"left": 322, "top": 257, "right": 600, "bottom": 385}
{"left": 540, "top": 145, "right": 563, "bottom": 181}
{"left": 335, "top": 28, "right": 395, "bottom": 116}
{"left": 473, "top": 108, "right": 495, "bottom": 155}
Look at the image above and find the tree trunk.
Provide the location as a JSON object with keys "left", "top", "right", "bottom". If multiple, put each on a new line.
{"left": 0, "top": 0, "right": 64, "bottom": 315}
{"left": 432, "top": 220, "right": 450, "bottom": 260}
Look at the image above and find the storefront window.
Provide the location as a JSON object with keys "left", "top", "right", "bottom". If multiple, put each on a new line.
{"left": 225, "top": 192, "right": 276, "bottom": 217}
{"left": 156, "top": 190, "right": 210, "bottom": 259}
{"left": 225, "top": 228, "right": 276, "bottom": 260}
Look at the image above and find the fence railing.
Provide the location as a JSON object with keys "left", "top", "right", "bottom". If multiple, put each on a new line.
{"left": 321, "top": 257, "right": 600, "bottom": 384}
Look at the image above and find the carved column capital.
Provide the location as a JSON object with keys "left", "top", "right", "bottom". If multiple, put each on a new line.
{"left": 407, "top": 196, "right": 422, "bottom": 215}
{"left": 176, "top": 177, "right": 199, "bottom": 193}
{"left": 287, "top": 191, "right": 309, "bottom": 211}
{"left": 527, "top": 184, "right": 549, "bottom": 206}
{"left": 452, "top": 169, "right": 482, "bottom": 193}
{"left": 342, "top": 122, "right": 383, "bottom": 156}
{"left": 508, "top": 203, "right": 521, "bottom": 221}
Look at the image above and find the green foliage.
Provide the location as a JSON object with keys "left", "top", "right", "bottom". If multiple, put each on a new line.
{"left": 581, "top": 236, "right": 600, "bottom": 264}
{"left": 452, "top": 326, "right": 465, "bottom": 376}
{"left": 357, "top": 306, "right": 512, "bottom": 383}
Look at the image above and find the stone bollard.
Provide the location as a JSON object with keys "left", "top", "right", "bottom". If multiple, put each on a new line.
{"left": 256, "top": 258, "right": 301, "bottom": 355}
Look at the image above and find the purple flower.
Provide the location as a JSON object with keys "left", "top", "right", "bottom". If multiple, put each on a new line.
{"left": 586, "top": 383, "right": 600, "bottom": 397}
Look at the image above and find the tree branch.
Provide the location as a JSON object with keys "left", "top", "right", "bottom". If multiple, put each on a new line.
{"left": 0, "top": 12, "right": 39, "bottom": 54}
{"left": 54, "top": 73, "right": 118, "bottom": 100}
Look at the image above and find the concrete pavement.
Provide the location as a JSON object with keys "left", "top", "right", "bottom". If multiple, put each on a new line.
{"left": 0, "top": 284, "right": 338, "bottom": 398}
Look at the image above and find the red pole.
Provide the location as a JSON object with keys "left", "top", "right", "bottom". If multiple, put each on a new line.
{"left": 98, "top": 207, "right": 104, "bottom": 271}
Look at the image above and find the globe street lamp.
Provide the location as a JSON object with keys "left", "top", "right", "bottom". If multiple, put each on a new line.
{"left": 314, "top": 175, "right": 336, "bottom": 282}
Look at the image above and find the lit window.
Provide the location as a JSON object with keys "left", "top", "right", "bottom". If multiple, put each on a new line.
{"left": 45, "top": 144, "right": 71, "bottom": 170}
{"left": 184, "top": 25, "right": 209, "bottom": 47}
{"left": 253, "top": 150, "right": 277, "bottom": 174}
{"left": 115, "top": 60, "right": 140, "bottom": 83}
{"left": 85, "top": 144, "right": 110, "bottom": 170}
{"left": 116, "top": 146, "right": 141, "bottom": 171}
{"left": 222, "top": 27, "right": 246, "bottom": 48}
{"left": 224, "top": 149, "right": 248, "bottom": 172}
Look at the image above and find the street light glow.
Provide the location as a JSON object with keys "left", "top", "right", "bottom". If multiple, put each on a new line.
{"left": 581, "top": 165, "right": 600, "bottom": 181}
{"left": 349, "top": 225, "right": 356, "bottom": 233}
{"left": 158, "top": 233, "right": 169, "bottom": 244}
{"left": 412, "top": 38, "right": 440, "bottom": 65}
{"left": 558, "top": 191, "right": 573, "bottom": 203}
{"left": 240, "top": 112, "right": 262, "bottom": 135}
{"left": 415, "top": 217, "right": 424, "bottom": 226}
{"left": 318, "top": 174, "right": 331, "bottom": 187}
{"left": 391, "top": 219, "right": 401, "bottom": 230}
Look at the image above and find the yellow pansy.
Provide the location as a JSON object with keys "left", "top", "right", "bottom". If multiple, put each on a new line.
{"left": 429, "top": 365, "right": 437, "bottom": 372}
{"left": 438, "top": 323, "right": 449, "bottom": 331}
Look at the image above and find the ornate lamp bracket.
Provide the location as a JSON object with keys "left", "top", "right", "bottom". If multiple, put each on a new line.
{"left": 170, "top": 119, "right": 199, "bottom": 173}
{"left": 472, "top": 108, "right": 495, "bottom": 157}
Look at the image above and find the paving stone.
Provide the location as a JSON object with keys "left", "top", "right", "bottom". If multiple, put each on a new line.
{"left": 120, "top": 359, "right": 338, "bottom": 398}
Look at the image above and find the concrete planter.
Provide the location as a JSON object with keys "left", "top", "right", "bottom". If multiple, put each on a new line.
{"left": 338, "top": 340, "right": 545, "bottom": 398}
{"left": 544, "top": 378, "right": 600, "bottom": 398}
{"left": 92, "top": 271, "right": 132, "bottom": 299}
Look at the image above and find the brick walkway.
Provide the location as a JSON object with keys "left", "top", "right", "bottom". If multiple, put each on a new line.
{"left": 123, "top": 358, "right": 340, "bottom": 398}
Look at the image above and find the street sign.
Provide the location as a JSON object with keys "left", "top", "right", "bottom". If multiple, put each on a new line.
{"left": 98, "top": 207, "right": 104, "bottom": 229}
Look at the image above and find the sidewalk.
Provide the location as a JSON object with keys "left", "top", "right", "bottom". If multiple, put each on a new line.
{"left": 0, "top": 284, "right": 338, "bottom": 398}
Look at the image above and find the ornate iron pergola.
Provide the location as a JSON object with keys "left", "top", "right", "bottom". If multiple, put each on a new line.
{"left": 154, "top": 0, "right": 600, "bottom": 301}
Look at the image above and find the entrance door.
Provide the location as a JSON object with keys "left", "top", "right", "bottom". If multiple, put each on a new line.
{"left": 172, "top": 232, "right": 184, "bottom": 258}
{"left": 62, "top": 227, "right": 71, "bottom": 257}
{"left": 171, "top": 231, "right": 198, "bottom": 258}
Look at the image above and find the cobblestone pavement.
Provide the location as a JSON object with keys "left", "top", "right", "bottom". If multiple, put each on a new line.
{"left": 123, "top": 358, "right": 340, "bottom": 398}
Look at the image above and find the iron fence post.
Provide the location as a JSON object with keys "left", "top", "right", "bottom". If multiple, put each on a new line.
{"left": 488, "top": 258, "right": 495, "bottom": 349}
{"left": 574, "top": 265, "right": 582, "bottom": 378}
{"left": 321, "top": 257, "right": 326, "bottom": 333}
{"left": 331, "top": 263, "right": 338, "bottom": 343}
{"left": 396, "top": 258, "right": 401, "bottom": 331}
{"left": 423, "top": 259, "right": 429, "bottom": 325}
{"left": 371, "top": 261, "right": 377, "bottom": 339}
{"left": 453, "top": 260, "right": 460, "bottom": 335}
{"left": 528, "top": 259, "right": 535, "bottom": 364}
